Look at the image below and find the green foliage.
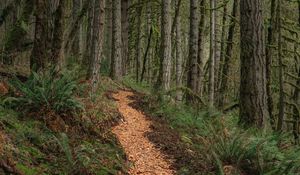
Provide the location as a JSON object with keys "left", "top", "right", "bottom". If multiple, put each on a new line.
{"left": 0, "top": 91, "right": 128, "bottom": 174}
{"left": 122, "top": 75, "right": 151, "bottom": 94}
{"left": 16, "top": 164, "right": 38, "bottom": 175}
{"left": 54, "top": 133, "right": 127, "bottom": 174}
{"left": 3, "top": 68, "right": 84, "bottom": 115}
{"left": 141, "top": 92, "right": 300, "bottom": 175}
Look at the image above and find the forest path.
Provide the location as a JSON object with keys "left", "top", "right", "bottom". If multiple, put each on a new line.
{"left": 112, "top": 90, "right": 175, "bottom": 175}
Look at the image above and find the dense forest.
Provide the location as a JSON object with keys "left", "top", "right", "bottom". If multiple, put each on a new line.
{"left": 0, "top": 0, "right": 300, "bottom": 174}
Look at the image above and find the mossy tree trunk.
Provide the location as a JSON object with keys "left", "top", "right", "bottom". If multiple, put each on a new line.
{"left": 110, "top": 0, "right": 122, "bottom": 80}
{"left": 209, "top": 0, "right": 216, "bottom": 108}
{"left": 50, "top": 0, "right": 65, "bottom": 68}
{"left": 186, "top": 0, "right": 199, "bottom": 104}
{"left": 159, "top": 0, "right": 172, "bottom": 91}
{"left": 218, "top": 0, "right": 238, "bottom": 107}
{"left": 30, "top": 0, "right": 48, "bottom": 71}
{"left": 239, "top": 0, "right": 269, "bottom": 128}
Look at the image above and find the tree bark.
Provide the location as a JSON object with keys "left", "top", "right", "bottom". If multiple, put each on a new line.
{"left": 276, "top": 0, "right": 285, "bottom": 131}
{"left": 134, "top": 1, "right": 142, "bottom": 82}
{"left": 83, "top": 0, "right": 94, "bottom": 68}
{"left": 50, "top": 0, "right": 65, "bottom": 68}
{"left": 293, "top": 0, "right": 300, "bottom": 144}
{"left": 104, "top": 0, "right": 112, "bottom": 66}
{"left": 197, "top": 0, "right": 206, "bottom": 96}
{"left": 121, "top": 0, "right": 129, "bottom": 75}
{"left": 187, "top": 0, "right": 199, "bottom": 104}
{"left": 266, "top": 0, "right": 277, "bottom": 129}
{"left": 30, "top": 0, "right": 48, "bottom": 71}
{"left": 218, "top": 0, "right": 238, "bottom": 107}
{"left": 239, "top": 0, "right": 269, "bottom": 128}
{"left": 292, "top": 63, "right": 300, "bottom": 144}
{"left": 209, "top": 0, "right": 216, "bottom": 108}
{"left": 159, "top": 0, "right": 172, "bottom": 91}
{"left": 146, "top": 2, "right": 153, "bottom": 83}
{"left": 110, "top": 0, "right": 122, "bottom": 80}
{"left": 140, "top": 27, "right": 153, "bottom": 82}
{"left": 89, "top": 0, "right": 105, "bottom": 93}
{"left": 175, "top": 0, "right": 183, "bottom": 102}
{"left": 71, "top": 0, "right": 80, "bottom": 58}
{"left": 216, "top": 0, "right": 228, "bottom": 104}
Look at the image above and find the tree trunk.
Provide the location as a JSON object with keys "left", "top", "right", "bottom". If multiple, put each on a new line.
{"left": 146, "top": 2, "right": 153, "bottom": 83}
{"left": 30, "top": 0, "right": 48, "bottom": 71}
{"left": 209, "top": 0, "right": 216, "bottom": 108}
{"left": 159, "top": 0, "right": 172, "bottom": 91}
{"left": 89, "top": 0, "right": 105, "bottom": 93}
{"left": 216, "top": 0, "right": 228, "bottom": 104}
{"left": 104, "top": 0, "right": 112, "bottom": 66}
{"left": 134, "top": 1, "right": 142, "bottom": 82}
{"left": 110, "top": 0, "right": 122, "bottom": 80}
{"left": 50, "top": 0, "right": 65, "bottom": 68}
{"left": 239, "top": 0, "right": 269, "bottom": 128}
{"left": 276, "top": 0, "right": 285, "bottom": 131}
{"left": 79, "top": 0, "right": 85, "bottom": 61}
{"left": 175, "top": 0, "right": 183, "bottom": 102}
{"left": 292, "top": 63, "right": 300, "bottom": 144}
{"left": 293, "top": 0, "right": 300, "bottom": 145}
{"left": 140, "top": 27, "right": 153, "bottom": 82}
{"left": 71, "top": 0, "right": 80, "bottom": 58}
{"left": 121, "top": 0, "right": 129, "bottom": 75}
{"left": 187, "top": 0, "right": 199, "bottom": 104}
{"left": 197, "top": 0, "right": 206, "bottom": 96}
{"left": 218, "top": 0, "right": 238, "bottom": 107}
{"left": 266, "top": 0, "right": 277, "bottom": 129}
{"left": 83, "top": 0, "right": 94, "bottom": 68}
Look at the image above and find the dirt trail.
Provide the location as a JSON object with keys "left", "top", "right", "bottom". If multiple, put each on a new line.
{"left": 112, "top": 91, "right": 175, "bottom": 175}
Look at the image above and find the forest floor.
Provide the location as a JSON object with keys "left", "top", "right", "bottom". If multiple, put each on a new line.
{"left": 112, "top": 90, "right": 175, "bottom": 175}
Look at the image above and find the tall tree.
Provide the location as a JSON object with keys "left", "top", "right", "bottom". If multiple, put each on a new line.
{"left": 175, "top": 0, "right": 183, "bottom": 102}
{"left": 197, "top": 0, "right": 206, "bottom": 96}
{"left": 216, "top": 0, "right": 228, "bottom": 103}
{"left": 50, "top": 0, "right": 65, "bottom": 68}
{"left": 86, "top": 0, "right": 105, "bottom": 94}
{"left": 218, "top": 0, "right": 238, "bottom": 107}
{"left": 266, "top": 0, "right": 277, "bottom": 128}
{"left": 104, "top": 0, "right": 112, "bottom": 65}
{"left": 292, "top": 56, "right": 300, "bottom": 144}
{"left": 239, "top": 0, "right": 269, "bottom": 128}
{"left": 158, "top": 0, "right": 172, "bottom": 91}
{"left": 121, "top": 0, "right": 129, "bottom": 75}
{"left": 187, "top": 0, "right": 199, "bottom": 103}
{"left": 134, "top": 0, "right": 142, "bottom": 82}
{"left": 83, "top": 0, "right": 94, "bottom": 67}
{"left": 30, "top": 0, "right": 48, "bottom": 70}
{"left": 110, "top": 0, "right": 122, "bottom": 80}
{"left": 293, "top": 0, "right": 300, "bottom": 144}
{"left": 276, "top": 0, "right": 285, "bottom": 131}
{"left": 71, "top": 0, "right": 80, "bottom": 57}
{"left": 209, "top": 0, "right": 216, "bottom": 108}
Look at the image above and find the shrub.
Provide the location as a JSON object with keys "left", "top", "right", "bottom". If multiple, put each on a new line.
{"left": 3, "top": 68, "right": 83, "bottom": 115}
{"left": 198, "top": 120, "right": 300, "bottom": 175}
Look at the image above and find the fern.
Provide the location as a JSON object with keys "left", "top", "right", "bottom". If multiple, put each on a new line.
{"left": 3, "top": 68, "right": 84, "bottom": 115}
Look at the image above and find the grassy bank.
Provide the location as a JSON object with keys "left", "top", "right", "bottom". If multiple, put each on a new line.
{"left": 0, "top": 72, "right": 128, "bottom": 175}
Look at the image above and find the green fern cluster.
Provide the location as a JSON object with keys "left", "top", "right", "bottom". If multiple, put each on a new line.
{"left": 199, "top": 121, "right": 300, "bottom": 175}
{"left": 3, "top": 68, "right": 83, "bottom": 115}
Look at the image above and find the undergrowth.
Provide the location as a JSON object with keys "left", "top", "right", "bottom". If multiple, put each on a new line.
{"left": 0, "top": 73, "right": 128, "bottom": 174}
{"left": 3, "top": 67, "right": 84, "bottom": 116}
{"left": 125, "top": 78, "right": 300, "bottom": 175}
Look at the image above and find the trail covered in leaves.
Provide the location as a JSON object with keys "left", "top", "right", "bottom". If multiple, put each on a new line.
{"left": 112, "top": 91, "right": 175, "bottom": 175}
